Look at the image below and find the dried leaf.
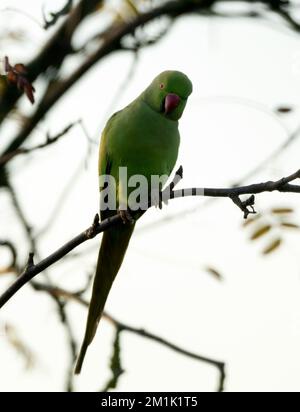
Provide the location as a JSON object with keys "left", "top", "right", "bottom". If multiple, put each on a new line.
{"left": 0, "top": 266, "right": 16, "bottom": 275}
{"left": 4, "top": 56, "right": 35, "bottom": 104}
{"left": 4, "top": 29, "right": 26, "bottom": 43}
{"left": 204, "top": 266, "right": 223, "bottom": 281}
{"left": 271, "top": 207, "right": 294, "bottom": 214}
{"left": 23, "top": 83, "right": 35, "bottom": 104}
{"left": 14, "top": 63, "right": 27, "bottom": 75}
{"left": 280, "top": 222, "right": 300, "bottom": 229}
{"left": 250, "top": 224, "right": 272, "bottom": 240}
{"left": 5, "top": 323, "right": 35, "bottom": 369}
{"left": 262, "top": 238, "right": 282, "bottom": 255}
{"left": 242, "top": 213, "right": 261, "bottom": 227}
{"left": 276, "top": 106, "right": 293, "bottom": 114}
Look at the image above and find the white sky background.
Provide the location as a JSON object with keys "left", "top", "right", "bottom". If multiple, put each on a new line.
{"left": 1, "top": 0, "right": 300, "bottom": 392}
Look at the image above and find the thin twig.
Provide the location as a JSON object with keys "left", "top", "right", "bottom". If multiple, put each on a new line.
{"left": 0, "top": 240, "right": 17, "bottom": 270}
{"left": 92, "top": 50, "right": 139, "bottom": 143}
{"left": 7, "top": 182, "right": 34, "bottom": 250}
{"left": 139, "top": 125, "right": 300, "bottom": 232}
{"left": 43, "top": 0, "right": 73, "bottom": 29}
{"left": 36, "top": 120, "right": 96, "bottom": 238}
{"left": 0, "top": 121, "right": 78, "bottom": 167}
{"left": 0, "top": 7, "right": 44, "bottom": 29}
{"left": 6, "top": 177, "right": 78, "bottom": 392}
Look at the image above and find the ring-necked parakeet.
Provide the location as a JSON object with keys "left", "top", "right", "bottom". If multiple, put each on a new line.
{"left": 75, "top": 70, "right": 193, "bottom": 374}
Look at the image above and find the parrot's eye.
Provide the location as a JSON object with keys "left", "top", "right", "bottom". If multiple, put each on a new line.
{"left": 159, "top": 83, "right": 165, "bottom": 89}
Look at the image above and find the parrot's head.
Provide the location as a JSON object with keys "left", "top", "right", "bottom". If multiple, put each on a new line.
{"left": 142, "top": 70, "right": 193, "bottom": 121}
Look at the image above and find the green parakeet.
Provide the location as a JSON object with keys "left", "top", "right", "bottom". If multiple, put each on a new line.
{"left": 75, "top": 70, "right": 193, "bottom": 374}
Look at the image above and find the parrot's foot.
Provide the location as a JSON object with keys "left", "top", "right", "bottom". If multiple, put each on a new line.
{"left": 118, "top": 209, "right": 135, "bottom": 224}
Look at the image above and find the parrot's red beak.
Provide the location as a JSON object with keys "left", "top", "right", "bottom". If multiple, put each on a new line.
{"left": 164, "top": 93, "right": 180, "bottom": 114}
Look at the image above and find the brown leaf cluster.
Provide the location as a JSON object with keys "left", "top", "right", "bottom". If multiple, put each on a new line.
{"left": 4, "top": 56, "right": 35, "bottom": 104}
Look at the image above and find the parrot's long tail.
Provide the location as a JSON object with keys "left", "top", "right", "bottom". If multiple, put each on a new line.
{"left": 74, "top": 222, "right": 135, "bottom": 374}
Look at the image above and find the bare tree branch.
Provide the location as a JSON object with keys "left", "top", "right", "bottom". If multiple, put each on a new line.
{"left": 0, "top": 0, "right": 102, "bottom": 123}
{"left": 32, "top": 282, "right": 226, "bottom": 392}
{"left": 2, "top": 0, "right": 299, "bottom": 159}
{"left": 6, "top": 177, "right": 79, "bottom": 392}
{"left": 1, "top": 166, "right": 300, "bottom": 309}
{"left": 270, "top": 1, "right": 300, "bottom": 31}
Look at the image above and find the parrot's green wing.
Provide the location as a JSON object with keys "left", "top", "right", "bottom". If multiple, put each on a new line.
{"left": 98, "top": 111, "right": 120, "bottom": 181}
{"left": 75, "top": 112, "right": 135, "bottom": 374}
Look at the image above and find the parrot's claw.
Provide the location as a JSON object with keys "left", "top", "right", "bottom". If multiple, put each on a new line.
{"left": 118, "top": 209, "right": 135, "bottom": 224}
